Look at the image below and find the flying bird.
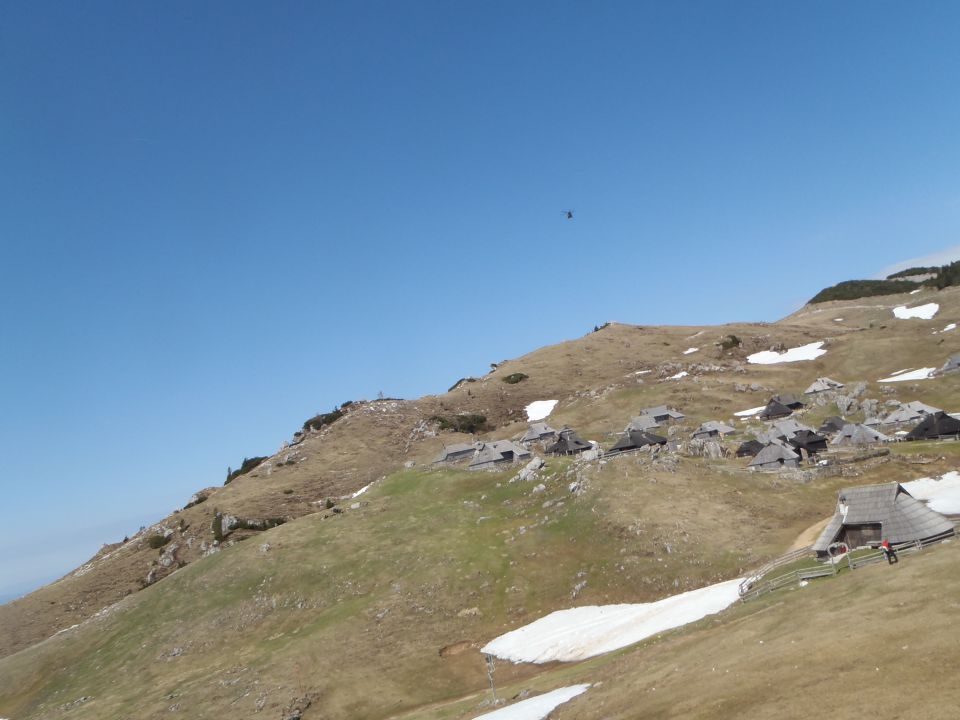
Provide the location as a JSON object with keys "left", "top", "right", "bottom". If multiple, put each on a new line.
{"left": 562, "top": 210, "right": 574, "bottom": 220}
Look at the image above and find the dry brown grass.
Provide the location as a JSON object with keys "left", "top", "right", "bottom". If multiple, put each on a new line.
{"left": 1, "top": 285, "right": 958, "bottom": 719}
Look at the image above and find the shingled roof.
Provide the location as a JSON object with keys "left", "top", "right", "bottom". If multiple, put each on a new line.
{"left": 804, "top": 377, "right": 844, "bottom": 394}
{"left": 433, "top": 442, "right": 480, "bottom": 464}
{"left": 818, "top": 416, "right": 848, "bottom": 434}
{"left": 637, "top": 405, "right": 685, "bottom": 422}
{"left": 468, "top": 440, "right": 531, "bottom": 470}
{"left": 758, "top": 399, "right": 793, "bottom": 420}
{"left": 546, "top": 428, "right": 592, "bottom": 455}
{"left": 748, "top": 441, "right": 800, "bottom": 470}
{"left": 813, "top": 482, "right": 955, "bottom": 553}
{"left": 906, "top": 412, "right": 960, "bottom": 440}
{"left": 520, "top": 422, "right": 557, "bottom": 444}
{"left": 625, "top": 414, "right": 660, "bottom": 432}
{"left": 831, "top": 423, "right": 890, "bottom": 446}
{"left": 608, "top": 430, "right": 667, "bottom": 454}
{"left": 692, "top": 420, "right": 735, "bottom": 439}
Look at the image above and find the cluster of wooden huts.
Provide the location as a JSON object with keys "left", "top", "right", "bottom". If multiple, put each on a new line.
{"left": 433, "top": 374, "right": 958, "bottom": 473}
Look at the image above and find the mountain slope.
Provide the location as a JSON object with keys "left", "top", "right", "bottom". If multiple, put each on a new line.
{"left": 1, "top": 283, "right": 959, "bottom": 719}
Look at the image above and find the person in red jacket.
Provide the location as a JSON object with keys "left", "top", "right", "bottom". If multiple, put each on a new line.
{"left": 881, "top": 539, "right": 898, "bottom": 564}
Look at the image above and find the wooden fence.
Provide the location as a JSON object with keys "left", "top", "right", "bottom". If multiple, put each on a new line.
{"left": 738, "top": 526, "right": 957, "bottom": 602}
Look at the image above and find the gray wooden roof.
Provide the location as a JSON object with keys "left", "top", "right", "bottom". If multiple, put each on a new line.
{"left": 520, "top": 422, "right": 557, "bottom": 443}
{"left": 813, "top": 482, "right": 955, "bottom": 551}
{"left": 831, "top": 424, "right": 890, "bottom": 446}
{"left": 639, "top": 405, "right": 685, "bottom": 420}
{"left": 757, "top": 418, "right": 815, "bottom": 444}
{"left": 469, "top": 440, "right": 530, "bottom": 468}
{"left": 693, "top": 420, "right": 735, "bottom": 436}
{"left": 432, "top": 442, "right": 480, "bottom": 463}
{"left": 625, "top": 414, "right": 660, "bottom": 432}
{"left": 804, "top": 377, "right": 844, "bottom": 394}
{"left": 748, "top": 442, "right": 799, "bottom": 467}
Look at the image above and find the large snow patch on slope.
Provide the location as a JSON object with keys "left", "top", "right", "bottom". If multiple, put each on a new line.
{"left": 473, "top": 685, "right": 590, "bottom": 720}
{"left": 481, "top": 578, "right": 742, "bottom": 664}
{"left": 747, "top": 342, "right": 826, "bottom": 365}
{"left": 525, "top": 400, "right": 557, "bottom": 422}
{"left": 893, "top": 303, "right": 939, "bottom": 320}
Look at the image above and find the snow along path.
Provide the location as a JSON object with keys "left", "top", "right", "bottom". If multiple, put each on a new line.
{"left": 747, "top": 341, "right": 826, "bottom": 365}
{"left": 902, "top": 471, "right": 960, "bottom": 515}
{"left": 525, "top": 400, "right": 558, "bottom": 422}
{"left": 481, "top": 578, "right": 743, "bottom": 664}
{"left": 473, "top": 685, "right": 590, "bottom": 720}
{"left": 878, "top": 368, "right": 936, "bottom": 382}
{"left": 893, "top": 303, "right": 939, "bottom": 320}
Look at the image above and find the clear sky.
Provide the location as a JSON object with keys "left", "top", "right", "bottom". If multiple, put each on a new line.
{"left": 3, "top": 1, "right": 960, "bottom": 601}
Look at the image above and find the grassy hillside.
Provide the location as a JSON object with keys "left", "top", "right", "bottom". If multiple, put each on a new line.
{"left": 1, "top": 283, "right": 959, "bottom": 719}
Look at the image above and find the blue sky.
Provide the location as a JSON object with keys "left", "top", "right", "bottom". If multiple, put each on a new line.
{"left": 3, "top": 1, "right": 960, "bottom": 600}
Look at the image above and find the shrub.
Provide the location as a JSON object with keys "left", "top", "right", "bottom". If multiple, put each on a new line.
{"left": 430, "top": 413, "right": 491, "bottom": 434}
{"left": 808, "top": 279, "right": 917, "bottom": 304}
{"left": 932, "top": 260, "right": 960, "bottom": 289}
{"left": 283, "top": 488, "right": 294, "bottom": 495}
{"left": 225, "top": 456, "right": 269, "bottom": 484}
{"left": 719, "top": 334, "right": 742, "bottom": 351}
{"left": 502, "top": 372, "right": 529, "bottom": 384}
{"left": 593, "top": 322, "right": 611, "bottom": 332}
{"left": 302, "top": 407, "right": 346, "bottom": 431}
{"left": 886, "top": 266, "right": 939, "bottom": 279}
{"left": 147, "top": 533, "right": 171, "bottom": 550}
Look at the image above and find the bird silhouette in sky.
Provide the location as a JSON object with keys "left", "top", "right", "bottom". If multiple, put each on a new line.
{"left": 562, "top": 210, "right": 574, "bottom": 220}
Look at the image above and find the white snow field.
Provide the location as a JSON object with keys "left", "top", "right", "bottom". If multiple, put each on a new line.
{"left": 878, "top": 368, "right": 936, "bottom": 383}
{"left": 525, "top": 400, "right": 558, "bottom": 422}
{"left": 735, "top": 405, "right": 766, "bottom": 417}
{"left": 683, "top": 347, "right": 699, "bottom": 355}
{"left": 473, "top": 685, "right": 590, "bottom": 720}
{"left": 481, "top": 578, "right": 743, "bottom": 664}
{"left": 746, "top": 341, "right": 826, "bottom": 365}
{"left": 893, "top": 303, "right": 939, "bottom": 320}
{"left": 903, "top": 472, "right": 960, "bottom": 515}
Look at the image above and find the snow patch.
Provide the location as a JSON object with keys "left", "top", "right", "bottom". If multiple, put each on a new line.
{"left": 902, "top": 472, "right": 960, "bottom": 515}
{"left": 910, "top": 288, "right": 922, "bottom": 295}
{"left": 683, "top": 347, "right": 699, "bottom": 355}
{"left": 525, "top": 400, "right": 558, "bottom": 422}
{"left": 735, "top": 405, "right": 766, "bottom": 418}
{"left": 878, "top": 368, "right": 936, "bottom": 383}
{"left": 893, "top": 303, "right": 939, "bottom": 320}
{"left": 668, "top": 371, "right": 688, "bottom": 380}
{"left": 834, "top": 318, "right": 844, "bottom": 322}
{"left": 481, "top": 578, "right": 742, "bottom": 664}
{"left": 747, "top": 341, "right": 826, "bottom": 365}
{"left": 943, "top": 323, "right": 956, "bottom": 332}
{"left": 473, "top": 685, "right": 590, "bottom": 720}
{"left": 351, "top": 482, "right": 374, "bottom": 499}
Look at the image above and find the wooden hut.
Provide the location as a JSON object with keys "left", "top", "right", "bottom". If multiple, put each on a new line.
{"left": 813, "top": 482, "right": 955, "bottom": 557}
{"left": 546, "top": 428, "right": 592, "bottom": 456}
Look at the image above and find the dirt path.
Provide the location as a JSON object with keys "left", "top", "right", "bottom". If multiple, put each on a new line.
{"left": 790, "top": 517, "right": 830, "bottom": 550}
